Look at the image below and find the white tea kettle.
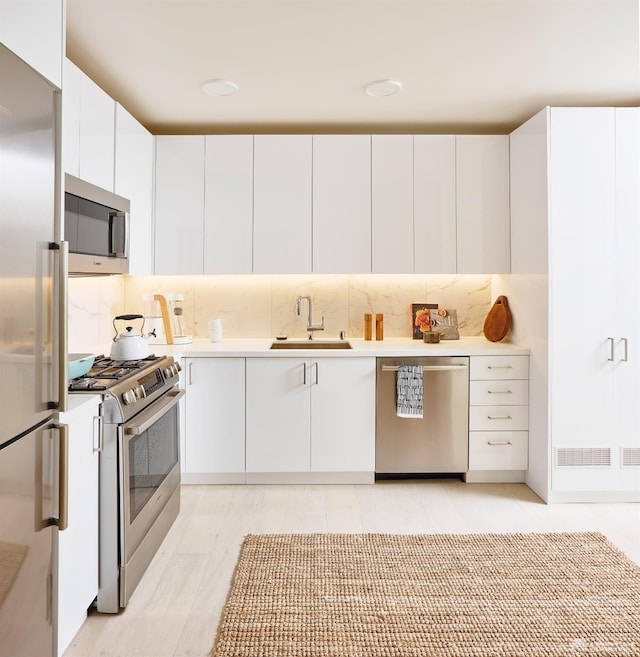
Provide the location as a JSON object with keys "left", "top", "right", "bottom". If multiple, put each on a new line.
{"left": 111, "top": 314, "right": 156, "bottom": 360}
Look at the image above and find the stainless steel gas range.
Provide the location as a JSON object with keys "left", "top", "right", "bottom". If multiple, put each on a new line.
{"left": 69, "top": 355, "right": 184, "bottom": 612}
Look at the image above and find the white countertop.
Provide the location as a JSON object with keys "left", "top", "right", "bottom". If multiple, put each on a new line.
{"left": 151, "top": 336, "right": 529, "bottom": 359}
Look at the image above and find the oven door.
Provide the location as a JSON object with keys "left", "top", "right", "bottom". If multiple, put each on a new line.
{"left": 119, "top": 387, "right": 184, "bottom": 607}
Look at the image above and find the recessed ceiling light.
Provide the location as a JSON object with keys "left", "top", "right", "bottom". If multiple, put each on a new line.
{"left": 365, "top": 79, "right": 402, "bottom": 97}
{"left": 202, "top": 79, "right": 239, "bottom": 96}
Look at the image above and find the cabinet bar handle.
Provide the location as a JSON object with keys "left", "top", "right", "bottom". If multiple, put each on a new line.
{"left": 608, "top": 337, "right": 615, "bottom": 361}
{"left": 487, "top": 440, "right": 512, "bottom": 446}
{"left": 487, "top": 365, "right": 512, "bottom": 370}
{"left": 487, "top": 415, "right": 512, "bottom": 420}
{"left": 188, "top": 362, "right": 194, "bottom": 385}
{"left": 303, "top": 362, "right": 307, "bottom": 385}
{"left": 488, "top": 390, "right": 512, "bottom": 394}
{"left": 314, "top": 362, "right": 319, "bottom": 385}
{"left": 93, "top": 415, "right": 104, "bottom": 453}
{"left": 381, "top": 364, "right": 468, "bottom": 372}
{"left": 621, "top": 337, "right": 628, "bottom": 362}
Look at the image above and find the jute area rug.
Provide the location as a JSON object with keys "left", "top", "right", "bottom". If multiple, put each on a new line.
{"left": 0, "top": 540, "right": 27, "bottom": 607}
{"left": 211, "top": 532, "right": 640, "bottom": 657}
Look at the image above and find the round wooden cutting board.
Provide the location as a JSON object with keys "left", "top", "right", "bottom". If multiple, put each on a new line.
{"left": 483, "top": 295, "right": 512, "bottom": 342}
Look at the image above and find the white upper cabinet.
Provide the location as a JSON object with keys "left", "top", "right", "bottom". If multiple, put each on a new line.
{"left": 204, "top": 135, "right": 254, "bottom": 274}
{"left": 62, "top": 59, "right": 115, "bottom": 191}
{"left": 313, "top": 135, "right": 372, "bottom": 273}
{"left": 154, "top": 136, "right": 205, "bottom": 275}
{"left": 371, "top": 135, "right": 414, "bottom": 273}
{"left": 414, "top": 135, "right": 457, "bottom": 273}
{"left": 456, "top": 135, "right": 510, "bottom": 274}
{"left": 114, "top": 104, "right": 154, "bottom": 275}
{"left": 78, "top": 72, "right": 116, "bottom": 191}
{"left": 509, "top": 112, "right": 549, "bottom": 274}
{"left": 62, "top": 59, "right": 82, "bottom": 179}
{"left": 0, "top": 0, "right": 63, "bottom": 87}
{"left": 253, "top": 135, "right": 312, "bottom": 273}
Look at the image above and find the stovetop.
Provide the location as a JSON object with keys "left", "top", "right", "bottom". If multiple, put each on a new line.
{"left": 68, "top": 354, "right": 162, "bottom": 391}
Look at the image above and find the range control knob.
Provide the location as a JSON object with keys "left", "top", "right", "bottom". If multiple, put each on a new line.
{"left": 164, "top": 363, "right": 179, "bottom": 379}
{"left": 135, "top": 384, "right": 146, "bottom": 400}
{"left": 122, "top": 389, "right": 137, "bottom": 405}
{"left": 174, "top": 361, "right": 182, "bottom": 372}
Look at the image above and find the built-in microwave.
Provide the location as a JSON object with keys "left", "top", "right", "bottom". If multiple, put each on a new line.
{"left": 64, "top": 174, "right": 131, "bottom": 275}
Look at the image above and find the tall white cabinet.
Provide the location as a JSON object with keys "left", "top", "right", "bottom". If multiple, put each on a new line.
{"left": 504, "top": 107, "right": 640, "bottom": 502}
{"left": 0, "top": 0, "right": 63, "bottom": 87}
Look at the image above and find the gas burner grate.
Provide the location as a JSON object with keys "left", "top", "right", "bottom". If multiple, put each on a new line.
{"left": 68, "top": 354, "right": 162, "bottom": 391}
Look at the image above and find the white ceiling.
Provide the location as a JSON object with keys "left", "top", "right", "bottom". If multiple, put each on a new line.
{"left": 66, "top": 0, "right": 640, "bottom": 135}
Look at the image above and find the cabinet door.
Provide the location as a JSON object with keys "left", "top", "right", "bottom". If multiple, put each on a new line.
{"left": 246, "top": 358, "right": 310, "bottom": 472}
{"left": 184, "top": 358, "right": 245, "bottom": 473}
{"left": 154, "top": 136, "right": 205, "bottom": 274}
{"left": 57, "top": 399, "right": 100, "bottom": 656}
{"left": 78, "top": 71, "right": 115, "bottom": 191}
{"left": 253, "top": 135, "right": 312, "bottom": 273}
{"left": 0, "top": 0, "right": 63, "bottom": 87}
{"left": 549, "top": 108, "right": 616, "bottom": 449}
{"left": 313, "top": 135, "right": 371, "bottom": 273}
{"left": 311, "top": 358, "right": 376, "bottom": 472}
{"left": 414, "top": 135, "right": 457, "bottom": 273}
{"left": 204, "top": 135, "right": 253, "bottom": 274}
{"left": 115, "top": 104, "right": 154, "bottom": 275}
{"left": 613, "top": 108, "right": 640, "bottom": 450}
{"left": 371, "top": 135, "right": 413, "bottom": 273}
{"left": 62, "top": 58, "right": 81, "bottom": 177}
{"left": 456, "top": 135, "right": 510, "bottom": 273}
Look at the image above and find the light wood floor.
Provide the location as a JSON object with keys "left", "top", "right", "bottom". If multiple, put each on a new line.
{"left": 63, "top": 480, "right": 640, "bottom": 657}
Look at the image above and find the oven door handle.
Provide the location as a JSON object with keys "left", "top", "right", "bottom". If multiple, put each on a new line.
{"left": 124, "top": 388, "right": 185, "bottom": 435}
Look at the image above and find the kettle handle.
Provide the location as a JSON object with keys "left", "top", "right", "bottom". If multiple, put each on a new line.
{"left": 113, "top": 314, "right": 146, "bottom": 342}
{"left": 114, "top": 314, "right": 144, "bottom": 321}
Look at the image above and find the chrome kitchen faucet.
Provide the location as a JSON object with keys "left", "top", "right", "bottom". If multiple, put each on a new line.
{"left": 295, "top": 295, "right": 325, "bottom": 339}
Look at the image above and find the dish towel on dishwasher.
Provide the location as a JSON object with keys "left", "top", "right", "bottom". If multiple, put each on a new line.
{"left": 396, "top": 365, "right": 424, "bottom": 418}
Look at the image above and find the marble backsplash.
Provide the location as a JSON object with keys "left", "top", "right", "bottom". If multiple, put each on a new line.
{"left": 68, "top": 274, "right": 491, "bottom": 351}
{"left": 120, "top": 274, "right": 493, "bottom": 341}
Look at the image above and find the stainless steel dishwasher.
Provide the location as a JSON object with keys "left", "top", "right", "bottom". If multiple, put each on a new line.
{"left": 376, "top": 356, "right": 469, "bottom": 476}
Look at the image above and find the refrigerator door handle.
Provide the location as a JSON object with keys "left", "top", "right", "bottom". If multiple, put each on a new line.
{"left": 56, "top": 422, "right": 69, "bottom": 530}
{"left": 36, "top": 422, "right": 69, "bottom": 531}
{"left": 53, "top": 423, "right": 69, "bottom": 531}
{"left": 51, "top": 241, "right": 69, "bottom": 412}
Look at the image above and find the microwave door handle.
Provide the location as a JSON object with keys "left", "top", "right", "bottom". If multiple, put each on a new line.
{"left": 109, "top": 211, "right": 128, "bottom": 258}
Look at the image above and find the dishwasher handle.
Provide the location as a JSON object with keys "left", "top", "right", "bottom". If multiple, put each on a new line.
{"left": 381, "top": 364, "right": 468, "bottom": 372}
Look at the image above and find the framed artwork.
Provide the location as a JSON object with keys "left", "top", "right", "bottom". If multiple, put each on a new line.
{"left": 411, "top": 303, "right": 438, "bottom": 339}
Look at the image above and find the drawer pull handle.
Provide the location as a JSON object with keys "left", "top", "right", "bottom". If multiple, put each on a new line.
{"left": 488, "top": 390, "right": 512, "bottom": 394}
{"left": 487, "top": 365, "right": 513, "bottom": 369}
{"left": 487, "top": 415, "right": 512, "bottom": 420}
{"left": 487, "top": 440, "right": 512, "bottom": 446}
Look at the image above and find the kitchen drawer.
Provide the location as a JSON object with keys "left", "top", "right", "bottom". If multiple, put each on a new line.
{"left": 469, "top": 380, "right": 528, "bottom": 406}
{"left": 469, "top": 405, "right": 529, "bottom": 431}
{"left": 470, "top": 355, "right": 529, "bottom": 380}
{"left": 469, "top": 431, "right": 528, "bottom": 470}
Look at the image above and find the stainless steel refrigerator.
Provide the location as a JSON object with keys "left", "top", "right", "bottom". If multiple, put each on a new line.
{"left": 0, "top": 43, "right": 67, "bottom": 657}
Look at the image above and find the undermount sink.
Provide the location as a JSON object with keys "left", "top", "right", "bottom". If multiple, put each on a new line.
{"left": 270, "top": 340, "right": 352, "bottom": 350}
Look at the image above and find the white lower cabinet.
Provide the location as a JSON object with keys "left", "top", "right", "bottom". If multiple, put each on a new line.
{"left": 246, "top": 357, "right": 376, "bottom": 482}
{"left": 56, "top": 397, "right": 101, "bottom": 657}
{"left": 466, "top": 355, "right": 529, "bottom": 483}
{"left": 183, "top": 358, "right": 245, "bottom": 483}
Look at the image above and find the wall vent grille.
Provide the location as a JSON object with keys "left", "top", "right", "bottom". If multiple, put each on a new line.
{"left": 555, "top": 447, "right": 611, "bottom": 468}
{"left": 621, "top": 447, "right": 640, "bottom": 468}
